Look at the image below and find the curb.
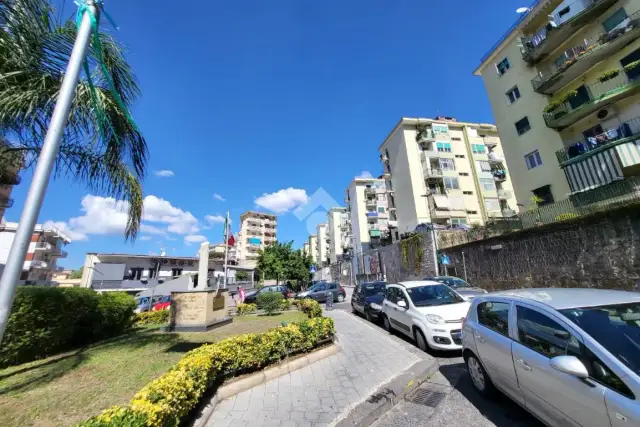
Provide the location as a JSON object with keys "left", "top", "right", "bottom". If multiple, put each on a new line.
{"left": 192, "top": 344, "right": 340, "bottom": 427}
{"left": 333, "top": 357, "right": 439, "bottom": 427}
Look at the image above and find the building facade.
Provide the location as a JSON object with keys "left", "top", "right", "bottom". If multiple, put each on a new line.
{"left": 0, "top": 222, "right": 70, "bottom": 285}
{"left": 327, "top": 207, "right": 350, "bottom": 264}
{"left": 379, "top": 117, "right": 518, "bottom": 235}
{"left": 302, "top": 242, "right": 310, "bottom": 256}
{"left": 308, "top": 235, "right": 318, "bottom": 264}
{"left": 346, "top": 177, "right": 390, "bottom": 253}
{"left": 475, "top": 0, "right": 640, "bottom": 208}
{"left": 236, "top": 211, "right": 277, "bottom": 268}
{"left": 316, "top": 223, "right": 329, "bottom": 266}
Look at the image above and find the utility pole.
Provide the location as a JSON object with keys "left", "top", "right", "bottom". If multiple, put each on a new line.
{"left": 223, "top": 211, "right": 230, "bottom": 289}
{"left": 0, "top": 2, "right": 99, "bottom": 344}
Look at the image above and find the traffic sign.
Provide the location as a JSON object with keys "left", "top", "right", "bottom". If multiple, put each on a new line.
{"left": 309, "top": 265, "right": 317, "bottom": 273}
{"left": 441, "top": 255, "right": 450, "bottom": 265}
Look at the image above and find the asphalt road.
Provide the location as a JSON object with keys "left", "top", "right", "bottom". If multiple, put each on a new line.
{"left": 332, "top": 288, "right": 543, "bottom": 427}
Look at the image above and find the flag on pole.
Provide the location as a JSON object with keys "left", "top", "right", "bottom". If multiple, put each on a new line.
{"left": 224, "top": 212, "right": 235, "bottom": 247}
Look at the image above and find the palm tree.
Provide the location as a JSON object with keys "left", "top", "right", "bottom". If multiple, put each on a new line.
{"left": 0, "top": 0, "right": 147, "bottom": 239}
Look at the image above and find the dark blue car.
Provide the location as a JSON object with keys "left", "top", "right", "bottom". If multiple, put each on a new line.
{"left": 351, "top": 281, "right": 387, "bottom": 322}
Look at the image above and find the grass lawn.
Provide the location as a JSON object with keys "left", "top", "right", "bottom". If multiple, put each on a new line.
{"left": 0, "top": 311, "right": 307, "bottom": 427}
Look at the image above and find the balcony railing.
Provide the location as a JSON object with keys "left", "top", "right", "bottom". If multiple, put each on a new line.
{"left": 30, "top": 260, "right": 49, "bottom": 269}
{"left": 543, "top": 73, "right": 640, "bottom": 129}
{"left": 35, "top": 242, "right": 53, "bottom": 251}
{"left": 556, "top": 116, "right": 640, "bottom": 164}
{"left": 498, "top": 189, "right": 513, "bottom": 199}
{"left": 531, "top": 11, "right": 640, "bottom": 94}
{"left": 424, "top": 167, "right": 444, "bottom": 178}
{"left": 483, "top": 136, "right": 500, "bottom": 147}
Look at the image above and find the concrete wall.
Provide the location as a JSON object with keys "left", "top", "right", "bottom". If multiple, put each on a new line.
{"left": 441, "top": 205, "right": 640, "bottom": 291}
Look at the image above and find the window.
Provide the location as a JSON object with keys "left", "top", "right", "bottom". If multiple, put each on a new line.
{"left": 455, "top": 154, "right": 465, "bottom": 159}
{"left": 568, "top": 85, "right": 590, "bottom": 109}
{"left": 532, "top": 185, "right": 554, "bottom": 206}
{"left": 621, "top": 48, "right": 640, "bottom": 80}
{"left": 171, "top": 268, "right": 183, "bottom": 277}
{"left": 496, "top": 57, "right": 510, "bottom": 76}
{"left": 451, "top": 137, "right": 462, "bottom": 141}
{"left": 443, "top": 177, "right": 459, "bottom": 190}
{"left": 582, "top": 124, "right": 604, "bottom": 140}
{"left": 517, "top": 306, "right": 581, "bottom": 359}
{"left": 525, "top": 150, "right": 543, "bottom": 169}
{"left": 477, "top": 160, "right": 491, "bottom": 172}
{"left": 377, "top": 207, "right": 386, "bottom": 213}
{"left": 478, "top": 301, "right": 510, "bottom": 336}
{"left": 436, "top": 142, "right": 452, "bottom": 153}
{"left": 439, "top": 158, "right": 455, "bottom": 171}
{"left": 463, "top": 191, "right": 473, "bottom": 195}
{"left": 385, "top": 287, "right": 402, "bottom": 304}
{"left": 129, "top": 268, "right": 143, "bottom": 280}
{"left": 472, "top": 144, "right": 487, "bottom": 154}
{"left": 479, "top": 178, "right": 496, "bottom": 191}
{"left": 506, "top": 86, "right": 521, "bottom": 104}
{"left": 377, "top": 194, "right": 386, "bottom": 201}
{"left": 515, "top": 117, "right": 531, "bottom": 135}
{"left": 459, "top": 172, "right": 469, "bottom": 176}
{"left": 451, "top": 218, "right": 468, "bottom": 225}
{"left": 148, "top": 268, "right": 156, "bottom": 279}
{"left": 602, "top": 8, "right": 628, "bottom": 32}
{"left": 485, "top": 198, "right": 501, "bottom": 211}
{"left": 466, "top": 210, "right": 478, "bottom": 214}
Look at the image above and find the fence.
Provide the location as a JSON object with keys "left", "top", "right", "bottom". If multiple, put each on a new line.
{"left": 439, "top": 177, "right": 640, "bottom": 249}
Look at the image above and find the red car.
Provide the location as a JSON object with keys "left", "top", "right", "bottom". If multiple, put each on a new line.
{"left": 152, "top": 295, "right": 171, "bottom": 311}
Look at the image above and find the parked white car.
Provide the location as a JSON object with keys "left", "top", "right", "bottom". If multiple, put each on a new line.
{"left": 381, "top": 281, "right": 470, "bottom": 351}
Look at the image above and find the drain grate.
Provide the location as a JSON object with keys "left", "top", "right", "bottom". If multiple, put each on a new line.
{"left": 408, "top": 388, "right": 446, "bottom": 408}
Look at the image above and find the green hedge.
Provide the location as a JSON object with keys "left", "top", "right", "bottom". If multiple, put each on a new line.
{"left": 257, "top": 291, "right": 283, "bottom": 315}
{"left": 133, "top": 310, "right": 170, "bottom": 326}
{"left": 298, "top": 298, "right": 322, "bottom": 318}
{"left": 235, "top": 303, "right": 257, "bottom": 315}
{"left": 78, "top": 316, "right": 335, "bottom": 426}
{"left": 0, "top": 287, "right": 136, "bottom": 367}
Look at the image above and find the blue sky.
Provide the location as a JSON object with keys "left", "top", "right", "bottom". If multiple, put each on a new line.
{"left": 6, "top": 0, "right": 526, "bottom": 269}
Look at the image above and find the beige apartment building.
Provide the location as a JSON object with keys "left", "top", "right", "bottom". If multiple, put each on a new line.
{"left": 345, "top": 177, "right": 391, "bottom": 253}
{"left": 379, "top": 117, "right": 518, "bottom": 235}
{"left": 302, "top": 242, "right": 310, "bottom": 256}
{"left": 316, "top": 223, "right": 329, "bottom": 266}
{"left": 475, "top": 0, "right": 640, "bottom": 208}
{"left": 307, "top": 234, "right": 318, "bottom": 265}
{"left": 236, "top": 211, "right": 277, "bottom": 269}
{"left": 326, "top": 207, "right": 350, "bottom": 264}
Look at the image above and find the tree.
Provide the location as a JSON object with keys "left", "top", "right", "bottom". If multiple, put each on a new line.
{"left": 0, "top": 0, "right": 147, "bottom": 239}
{"left": 69, "top": 267, "right": 83, "bottom": 279}
{"left": 235, "top": 270, "right": 249, "bottom": 281}
{"left": 257, "top": 242, "right": 312, "bottom": 288}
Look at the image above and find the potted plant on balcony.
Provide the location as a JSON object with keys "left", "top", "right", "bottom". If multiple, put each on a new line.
{"left": 543, "top": 100, "right": 563, "bottom": 114}
{"left": 623, "top": 60, "right": 640, "bottom": 74}
{"left": 598, "top": 68, "right": 621, "bottom": 82}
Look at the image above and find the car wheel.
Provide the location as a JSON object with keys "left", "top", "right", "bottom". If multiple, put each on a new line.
{"left": 365, "top": 309, "right": 373, "bottom": 323}
{"left": 382, "top": 315, "right": 392, "bottom": 333}
{"left": 337, "top": 294, "right": 345, "bottom": 303}
{"left": 414, "top": 329, "right": 429, "bottom": 352}
{"left": 466, "top": 354, "right": 494, "bottom": 396}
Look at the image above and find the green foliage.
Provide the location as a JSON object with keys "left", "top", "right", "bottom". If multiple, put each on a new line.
{"left": 544, "top": 100, "right": 564, "bottom": 113}
{"left": 69, "top": 267, "right": 84, "bottom": 279}
{"left": 0, "top": 0, "right": 148, "bottom": 239}
{"left": 1, "top": 287, "right": 135, "bottom": 367}
{"left": 598, "top": 69, "right": 620, "bottom": 82}
{"left": 235, "top": 271, "right": 249, "bottom": 281}
{"left": 257, "top": 292, "right": 284, "bottom": 315}
{"left": 623, "top": 60, "right": 640, "bottom": 72}
{"left": 280, "top": 298, "right": 292, "bottom": 311}
{"left": 78, "top": 317, "right": 335, "bottom": 426}
{"left": 555, "top": 213, "right": 579, "bottom": 221}
{"left": 298, "top": 299, "right": 322, "bottom": 318}
{"left": 133, "top": 310, "right": 169, "bottom": 326}
{"left": 257, "top": 242, "right": 312, "bottom": 284}
{"left": 235, "top": 303, "right": 257, "bottom": 315}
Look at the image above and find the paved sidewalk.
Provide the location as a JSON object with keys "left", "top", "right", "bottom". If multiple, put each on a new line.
{"left": 205, "top": 310, "right": 424, "bottom": 427}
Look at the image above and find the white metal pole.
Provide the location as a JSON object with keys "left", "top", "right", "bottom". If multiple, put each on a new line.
{"left": 223, "top": 211, "right": 229, "bottom": 289}
{"left": 462, "top": 252, "right": 468, "bottom": 282}
{"left": 0, "top": 3, "right": 99, "bottom": 344}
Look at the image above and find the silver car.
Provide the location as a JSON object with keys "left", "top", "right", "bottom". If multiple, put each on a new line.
{"left": 462, "top": 288, "right": 640, "bottom": 427}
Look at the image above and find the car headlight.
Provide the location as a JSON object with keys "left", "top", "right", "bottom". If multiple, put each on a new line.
{"left": 369, "top": 303, "right": 382, "bottom": 310}
{"left": 426, "top": 314, "right": 445, "bottom": 324}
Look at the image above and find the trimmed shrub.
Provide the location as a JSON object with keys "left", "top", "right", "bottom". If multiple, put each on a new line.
{"left": 235, "top": 303, "right": 257, "bottom": 315}
{"left": 280, "top": 298, "right": 292, "bottom": 311}
{"left": 79, "top": 317, "right": 335, "bottom": 426}
{"left": 555, "top": 213, "right": 579, "bottom": 221}
{"left": 0, "top": 287, "right": 135, "bottom": 368}
{"left": 133, "top": 310, "right": 170, "bottom": 326}
{"left": 257, "top": 292, "right": 283, "bottom": 315}
{"left": 298, "top": 299, "right": 322, "bottom": 318}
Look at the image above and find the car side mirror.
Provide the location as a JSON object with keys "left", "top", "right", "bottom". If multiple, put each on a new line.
{"left": 397, "top": 300, "right": 407, "bottom": 308}
{"left": 550, "top": 356, "right": 589, "bottom": 379}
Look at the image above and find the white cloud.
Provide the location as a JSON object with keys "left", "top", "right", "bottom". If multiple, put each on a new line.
{"left": 140, "top": 236, "right": 153, "bottom": 241}
{"left": 254, "top": 188, "right": 308, "bottom": 213}
{"left": 166, "top": 236, "right": 178, "bottom": 241}
{"left": 213, "top": 193, "right": 226, "bottom": 201}
{"left": 154, "top": 170, "right": 175, "bottom": 177}
{"left": 204, "top": 214, "right": 225, "bottom": 224}
{"left": 45, "top": 194, "right": 201, "bottom": 242}
{"left": 184, "top": 234, "right": 207, "bottom": 244}
{"left": 355, "top": 170, "right": 374, "bottom": 179}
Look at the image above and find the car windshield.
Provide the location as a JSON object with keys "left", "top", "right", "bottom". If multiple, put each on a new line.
{"left": 311, "top": 283, "right": 326, "bottom": 291}
{"left": 363, "top": 283, "right": 385, "bottom": 297}
{"left": 406, "top": 285, "right": 464, "bottom": 307}
{"left": 433, "top": 277, "right": 470, "bottom": 289}
{"left": 560, "top": 302, "right": 640, "bottom": 376}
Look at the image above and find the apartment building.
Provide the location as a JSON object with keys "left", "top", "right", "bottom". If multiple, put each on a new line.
{"left": 326, "top": 207, "right": 350, "bottom": 264}
{"left": 475, "top": 0, "right": 640, "bottom": 208}
{"left": 0, "top": 222, "right": 70, "bottom": 285}
{"left": 378, "top": 117, "right": 518, "bottom": 235}
{"left": 308, "top": 235, "right": 318, "bottom": 264}
{"left": 302, "top": 242, "right": 310, "bottom": 256}
{"left": 316, "top": 223, "right": 329, "bottom": 266}
{"left": 236, "top": 210, "right": 277, "bottom": 269}
{"left": 346, "top": 177, "right": 390, "bottom": 253}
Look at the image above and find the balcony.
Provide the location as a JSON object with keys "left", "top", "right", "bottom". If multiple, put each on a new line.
{"left": 502, "top": 209, "right": 517, "bottom": 217}
{"left": 521, "top": 0, "right": 619, "bottom": 65}
{"left": 366, "top": 211, "right": 379, "bottom": 220}
{"left": 532, "top": 12, "right": 640, "bottom": 95}
{"left": 30, "top": 260, "right": 49, "bottom": 269}
{"left": 497, "top": 189, "right": 513, "bottom": 199}
{"left": 421, "top": 149, "right": 440, "bottom": 159}
{"left": 488, "top": 151, "right": 505, "bottom": 164}
{"left": 369, "top": 229, "right": 381, "bottom": 238}
{"left": 51, "top": 250, "right": 68, "bottom": 258}
{"left": 543, "top": 74, "right": 640, "bottom": 129}
{"left": 35, "top": 242, "right": 53, "bottom": 251}
{"left": 0, "top": 196, "right": 14, "bottom": 208}
{"left": 417, "top": 129, "right": 436, "bottom": 143}
{"left": 423, "top": 167, "right": 444, "bottom": 179}
{"left": 483, "top": 136, "right": 500, "bottom": 147}
{"left": 493, "top": 169, "right": 508, "bottom": 182}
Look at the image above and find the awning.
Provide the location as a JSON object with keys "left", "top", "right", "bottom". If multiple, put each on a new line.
{"left": 563, "top": 148, "right": 623, "bottom": 194}
{"left": 432, "top": 195, "right": 449, "bottom": 209}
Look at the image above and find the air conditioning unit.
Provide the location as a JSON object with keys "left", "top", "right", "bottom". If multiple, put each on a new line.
{"left": 596, "top": 105, "right": 618, "bottom": 120}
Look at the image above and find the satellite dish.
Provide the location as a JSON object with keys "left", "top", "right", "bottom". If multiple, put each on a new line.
{"left": 516, "top": 7, "right": 530, "bottom": 13}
